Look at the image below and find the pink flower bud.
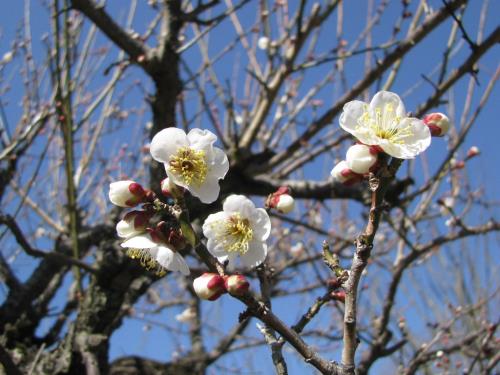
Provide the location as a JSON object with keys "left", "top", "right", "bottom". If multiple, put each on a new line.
{"left": 346, "top": 144, "right": 378, "bottom": 174}
{"left": 224, "top": 274, "right": 250, "bottom": 296}
{"left": 193, "top": 273, "right": 226, "bottom": 301}
{"left": 423, "top": 113, "right": 450, "bottom": 137}
{"left": 466, "top": 146, "right": 480, "bottom": 159}
{"left": 109, "top": 180, "right": 146, "bottom": 207}
{"left": 331, "top": 290, "right": 346, "bottom": 303}
{"left": 275, "top": 194, "right": 295, "bottom": 214}
{"left": 116, "top": 210, "right": 152, "bottom": 238}
{"left": 266, "top": 186, "right": 294, "bottom": 213}
{"left": 330, "top": 161, "right": 363, "bottom": 185}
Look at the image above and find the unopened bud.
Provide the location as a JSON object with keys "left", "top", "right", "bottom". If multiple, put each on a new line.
{"left": 276, "top": 194, "right": 295, "bottom": 213}
{"left": 257, "top": 36, "right": 270, "bottom": 50}
{"left": 345, "top": 144, "right": 378, "bottom": 174}
{"left": 331, "top": 290, "right": 346, "bottom": 303}
{"left": 224, "top": 274, "right": 250, "bottom": 296}
{"left": 116, "top": 210, "right": 151, "bottom": 238}
{"left": 330, "top": 161, "right": 363, "bottom": 185}
{"left": 2, "top": 51, "right": 13, "bottom": 63}
{"left": 423, "top": 112, "right": 450, "bottom": 137}
{"left": 466, "top": 146, "right": 480, "bottom": 159}
{"left": 452, "top": 160, "right": 465, "bottom": 170}
{"left": 109, "top": 180, "right": 146, "bottom": 207}
{"left": 175, "top": 307, "right": 196, "bottom": 323}
{"left": 193, "top": 273, "right": 226, "bottom": 301}
{"left": 266, "top": 186, "right": 294, "bottom": 214}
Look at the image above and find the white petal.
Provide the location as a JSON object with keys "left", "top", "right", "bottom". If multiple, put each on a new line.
{"left": 150, "top": 128, "right": 189, "bottom": 163}
{"left": 339, "top": 100, "right": 367, "bottom": 136}
{"left": 223, "top": 195, "right": 255, "bottom": 214}
{"left": 116, "top": 220, "right": 142, "bottom": 238}
{"left": 240, "top": 241, "right": 267, "bottom": 268}
{"left": 203, "top": 212, "right": 229, "bottom": 238}
{"left": 165, "top": 168, "right": 188, "bottom": 190}
{"left": 370, "top": 91, "right": 406, "bottom": 118}
{"left": 187, "top": 128, "right": 217, "bottom": 152}
{"left": 251, "top": 208, "right": 271, "bottom": 241}
{"left": 172, "top": 252, "right": 190, "bottom": 275}
{"left": 188, "top": 177, "right": 221, "bottom": 204}
{"left": 207, "top": 147, "right": 229, "bottom": 179}
{"left": 121, "top": 234, "right": 156, "bottom": 249}
{"left": 206, "top": 238, "right": 229, "bottom": 257}
{"left": 154, "top": 245, "right": 175, "bottom": 269}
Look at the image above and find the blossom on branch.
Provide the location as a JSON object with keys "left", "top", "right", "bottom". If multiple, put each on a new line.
{"left": 340, "top": 91, "right": 431, "bottom": 159}
{"left": 202, "top": 195, "right": 271, "bottom": 269}
{"left": 150, "top": 128, "right": 229, "bottom": 204}
{"left": 121, "top": 233, "right": 190, "bottom": 276}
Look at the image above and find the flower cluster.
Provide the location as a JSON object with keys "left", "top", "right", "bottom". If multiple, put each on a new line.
{"left": 332, "top": 91, "right": 449, "bottom": 185}
{"left": 108, "top": 181, "right": 191, "bottom": 276}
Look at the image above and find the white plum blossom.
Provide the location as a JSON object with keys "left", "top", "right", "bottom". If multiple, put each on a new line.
{"left": 345, "top": 144, "right": 378, "bottom": 174}
{"left": 121, "top": 234, "right": 190, "bottom": 276}
{"left": 340, "top": 91, "right": 431, "bottom": 159}
{"left": 150, "top": 128, "right": 229, "bottom": 204}
{"left": 202, "top": 195, "right": 271, "bottom": 269}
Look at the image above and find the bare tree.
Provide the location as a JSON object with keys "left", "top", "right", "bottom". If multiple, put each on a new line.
{"left": 0, "top": 0, "right": 498, "bottom": 374}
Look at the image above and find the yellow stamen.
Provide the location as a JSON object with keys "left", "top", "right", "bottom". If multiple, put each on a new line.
{"left": 126, "top": 248, "right": 167, "bottom": 276}
{"left": 212, "top": 214, "right": 253, "bottom": 254}
{"left": 357, "top": 103, "right": 413, "bottom": 145}
{"left": 169, "top": 147, "right": 208, "bottom": 187}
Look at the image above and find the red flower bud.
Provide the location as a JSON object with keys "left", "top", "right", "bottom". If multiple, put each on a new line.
{"left": 224, "top": 274, "right": 250, "bottom": 296}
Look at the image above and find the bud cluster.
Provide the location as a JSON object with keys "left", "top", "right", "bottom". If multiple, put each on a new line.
{"left": 193, "top": 273, "right": 250, "bottom": 301}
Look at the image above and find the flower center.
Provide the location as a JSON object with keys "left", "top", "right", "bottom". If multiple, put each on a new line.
{"left": 126, "top": 248, "right": 167, "bottom": 277}
{"left": 358, "top": 103, "right": 413, "bottom": 145}
{"left": 213, "top": 214, "right": 253, "bottom": 254}
{"left": 169, "top": 147, "right": 208, "bottom": 186}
